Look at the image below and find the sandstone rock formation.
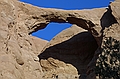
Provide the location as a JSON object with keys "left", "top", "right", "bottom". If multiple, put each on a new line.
{"left": 0, "top": 0, "right": 120, "bottom": 79}
{"left": 39, "top": 25, "right": 98, "bottom": 79}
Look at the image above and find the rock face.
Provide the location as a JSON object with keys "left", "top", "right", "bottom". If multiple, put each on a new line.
{"left": 0, "top": 1, "right": 48, "bottom": 79}
{"left": 39, "top": 25, "right": 98, "bottom": 79}
{"left": 0, "top": 0, "right": 120, "bottom": 79}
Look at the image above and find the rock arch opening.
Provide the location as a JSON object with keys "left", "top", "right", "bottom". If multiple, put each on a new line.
{"left": 26, "top": 10, "right": 102, "bottom": 78}
{"left": 31, "top": 22, "right": 72, "bottom": 41}
{"left": 30, "top": 20, "right": 98, "bottom": 77}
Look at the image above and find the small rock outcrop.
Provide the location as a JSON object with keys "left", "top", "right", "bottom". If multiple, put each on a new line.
{"left": 0, "top": 0, "right": 120, "bottom": 79}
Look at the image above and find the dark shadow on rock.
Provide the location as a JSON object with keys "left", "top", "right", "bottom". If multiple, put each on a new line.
{"left": 38, "top": 31, "right": 98, "bottom": 75}
{"left": 100, "top": 6, "right": 118, "bottom": 31}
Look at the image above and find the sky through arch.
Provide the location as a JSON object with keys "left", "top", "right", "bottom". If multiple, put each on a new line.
{"left": 32, "top": 23, "right": 72, "bottom": 41}
{"left": 20, "top": 0, "right": 114, "bottom": 41}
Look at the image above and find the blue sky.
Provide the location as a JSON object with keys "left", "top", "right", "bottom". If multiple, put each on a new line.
{"left": 20, "top": 0, "right": 114, "bottom": 41}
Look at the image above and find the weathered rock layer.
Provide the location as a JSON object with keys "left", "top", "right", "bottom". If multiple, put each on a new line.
{"left": 0, "top": 0, "right": 120, "bottom": 79}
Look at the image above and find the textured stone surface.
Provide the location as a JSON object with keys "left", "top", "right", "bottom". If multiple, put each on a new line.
{"left": 0, "top": 0, "right": 120, "bottom": 79}
{"left": 39, "top": 25, "right": 98, "bottom": 78}
{"left": 0, "top": 1, "right": 47, "bottom": 79}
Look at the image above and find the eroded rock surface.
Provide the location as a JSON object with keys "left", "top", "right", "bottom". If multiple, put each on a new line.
{"left": 0, "top": 0, "right": 120, "bottom": 79}
{"left": 0, "top": 1, "right": 47, "bottom": 79}
{"left": 39, "top": 25, "right": 98, "bottom": 79}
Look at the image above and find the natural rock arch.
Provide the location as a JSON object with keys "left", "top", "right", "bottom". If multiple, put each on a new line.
{"left": 23, "top": 6, "right": 104, "bottom": 79}
{"left": 17, "top": 3, "right": 105, "bottom": 78}
{"left": 24, "top": 4, "right": 118, "bottom": 78}
{"left": 0, "top": 0, "right": 119, "bottom": 79}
